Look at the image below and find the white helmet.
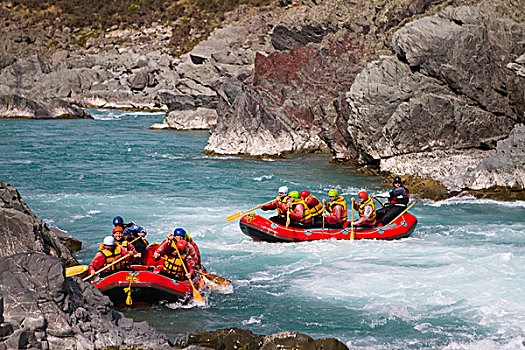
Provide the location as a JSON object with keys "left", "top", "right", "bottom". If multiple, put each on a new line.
{"left": 278, "top": 186, "right": 289, "bottom": 195}
{"left": 103, "top": 236, "right": 115, "bottom": 246}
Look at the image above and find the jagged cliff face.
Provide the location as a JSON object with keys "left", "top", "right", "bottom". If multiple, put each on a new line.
{"left": 172, "top": 0, "right": 523, "bottom": 195}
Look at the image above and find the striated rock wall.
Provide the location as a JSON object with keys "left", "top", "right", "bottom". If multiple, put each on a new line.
{"left": 0, "top": 180, "right": 78, "bottom": 267}
{"left": 346, "top": 4, "right": 524, "bottom": 194}
{"left": 0, "top": 253, "right": 171, "bottom": 349}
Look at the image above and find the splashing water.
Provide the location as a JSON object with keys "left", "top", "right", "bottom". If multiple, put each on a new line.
{"left": 1, "top": 109, "right": 524, "bottom": 349}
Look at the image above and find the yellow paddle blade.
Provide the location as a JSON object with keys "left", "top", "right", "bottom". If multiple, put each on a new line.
{"left": 192, "top": 286, "right": 205, "bottom": 304}
{"left": 126, "top": 292, "right": 133, "bottom": 305}
{"left": 65, "top": 265, "right": 89, "bottom": 278}
{"left": 226, "top": 212, "right": 243, "bottom": 223}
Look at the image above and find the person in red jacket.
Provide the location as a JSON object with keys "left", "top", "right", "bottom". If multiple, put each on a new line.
{"left": 322, "top": 189, "right": 348, "bottom": 228}
{"left": 153, "top": 238, "right": 195, "bottom": 280}
{"left": 261, "top": 186, "right": 290, "bottom": 225}
{"left": 287, "top": 191, "right": 313, "bottom": 228}
{"left": 299, "top": 190, "right": 324, "bottom": 227}
{"left": 167, "top": 228, "right": 202, "bottom": 271}
{"left": 88, "top": 236, "right": 138, "bottom": 276}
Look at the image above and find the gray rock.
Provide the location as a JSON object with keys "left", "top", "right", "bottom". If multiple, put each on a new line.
{"left": 0, "top": 180, "right": 78, "bottom": 266}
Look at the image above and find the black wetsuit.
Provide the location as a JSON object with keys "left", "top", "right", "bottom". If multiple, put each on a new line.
{"left": 376, "top": 186, "right": 410, "bottom": 225}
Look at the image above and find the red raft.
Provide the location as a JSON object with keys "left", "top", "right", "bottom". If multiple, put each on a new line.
{"left": 90, "top": 244, "right": 204, "bottom": 307}
{"left": 239, "top": 212, "right": 417, "bottom": 242}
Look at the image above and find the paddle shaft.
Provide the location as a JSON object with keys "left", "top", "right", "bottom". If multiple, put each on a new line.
{"left": 371, "top": 195, "right": 385, "bottom": 208}
{"left": 82, "top": 253, "right": 132, "bottom": 281}
{"left": 175, "top": 248, "right": 204, "bottom": 303}
{"left": 350, "top": 200, "right": 354, "bottom": 240}
{"left": 385, "top": 200, "right": 418, "bottom": 226}
{"left": 226, "top": 199, "right": 275, "bottom": 222}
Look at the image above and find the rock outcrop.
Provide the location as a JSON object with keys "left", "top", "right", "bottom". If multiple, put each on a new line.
{"left": 177, "top": 328, "right": 348, "bottom": 350}
{"left": 0, "top": 94, "right": 91, "bottom": 119}
{"left": 172, "top": 0, "right": 524, "bottom": 197}
{"left": 346, "top": 4, "right": 524, "bottom": 196}
{"left": 0, "top": 253, "right": 171, "bottom": 350}
{"left": 0, "top": 180, "right": 78, "bottom": 267}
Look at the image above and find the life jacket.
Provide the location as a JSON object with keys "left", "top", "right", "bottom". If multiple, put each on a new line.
{"left": 304, "top": 194, "right": 324, "bottom": 217}
{"left": 327, "top": 196, "right": 348, "bottom": 222}
{"left": 357, "top": 197, "right": 377, "bottom": 223}
{"left": 101, "top": 245, "right": 127, "bottom": 272}
{"left": 290, "top": 197, "right": 314, "bottom": 222}
{"left": 162, "top": 241, "right": 189, "bottom": 279}
{"left": 99, "top": 239, "right": 130, "bottom": 252}
{"left": 277, "top": 196, "right": 290, "bottom": 218}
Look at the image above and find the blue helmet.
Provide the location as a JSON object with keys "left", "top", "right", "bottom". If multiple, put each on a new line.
{"left": 173, "top": 228, "right": 186, "bottom": 237}
{"left": 113, "top": 216, "right": 124, "bottom": 226}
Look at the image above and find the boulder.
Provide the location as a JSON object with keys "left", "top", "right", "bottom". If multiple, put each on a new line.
{"left": 0, "top": 95, "right": 92, "bottom": 119}
{"left": 177, "top": 328, "right": 348, "bottom": 350}
{"left": 0, "top": 253, "right": 172, "bottom": 349}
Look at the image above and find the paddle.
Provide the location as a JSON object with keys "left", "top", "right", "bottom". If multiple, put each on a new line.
{"left": 285, "top": 210, "right": 290, "bottom": 228}
{"left": 67, "top": 235, "right": 144, "bottom": 278}
{"left": 226, "top": 199, "right": 275, "bottom": 223}
{"left": 197, "top": 270, "right": 231, "bottom": 287}
{"left": 350, "top": 199, "right": 355, "bottom": 240}
{"left": 371, "top": 194, "right": 385, "bottom": 208}
{"left": 322, "top": 201, "right": 325, "bottom": 231}
{"left": 385, "top": 200, "right": 418, "bottom": 226}
{"left": 175, "top": 248, "right": 205, "bottom": 304}
{"left": 82, "top": 253, "right": 132, "bottom": 281}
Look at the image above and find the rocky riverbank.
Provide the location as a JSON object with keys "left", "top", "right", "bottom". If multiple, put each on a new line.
{"left": 0, "top": 179, "right": 349, "bottom": 349}
{"left": 1, "top": 0, "right": 523, "bottom": 199}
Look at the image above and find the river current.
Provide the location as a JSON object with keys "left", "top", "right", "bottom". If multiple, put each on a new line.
{"left": 1, "top": 110, "right": 524, "bottom": 349}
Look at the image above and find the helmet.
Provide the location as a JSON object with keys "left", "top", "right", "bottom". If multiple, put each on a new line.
{"left": 300, "top": 190, "right": 310, "bottom": 197}
{"left": 103, "top": 236, "right": 115, "bottom": 246}
{"left": 176, "top": 240, "right": 188, "bottom": 251}
{"left": 112, "top": 226, "right": 124, "bottom": 234}
{"left": 289, "top": 191, "right": 300, "bottom": 200}
{"left": 173, "top": 228, "right": 186, "bottom": 237}
{"left": 113, "top": 216, "right": 124, "bottom": 226}
{"left": 393, "top": 176, "right": 402, "bottom": 185}
{"left": 357, "top": 191, "right": 368, "bottom": 199}
{"left": 328, "top": 189, "right": 339, "bottom": 197}
{"left": 278, "top": 186, "right": 289, "bottom": 195}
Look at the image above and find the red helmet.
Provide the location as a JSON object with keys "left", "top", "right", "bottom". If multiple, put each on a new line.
{"left": 357, "top": 191, "right": 368, "bottom": 199}
{"left": 112, "top": 226, "right": 124, "bottom": 234}
{"left": 300, "top": 190, "right": 310, "bottom": 197}
{"left": 176, "top": 239, "right": 188, "bottom": 251}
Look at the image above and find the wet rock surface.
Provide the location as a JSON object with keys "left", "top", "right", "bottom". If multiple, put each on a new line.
{"left": 0, "top": 180, "right": 78, "bottom": 266}
{"left": 0, "top": 253, "right": 172, "bottom": 350}
{"left": 176, "top": 328, "right": 349, "bottom": 350}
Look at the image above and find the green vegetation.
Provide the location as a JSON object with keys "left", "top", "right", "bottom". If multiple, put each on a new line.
{"left": 1, "top": 0, "right": 273, "bottom": 55}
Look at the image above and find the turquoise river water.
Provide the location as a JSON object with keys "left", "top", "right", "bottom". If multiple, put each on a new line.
{"left": 1, "top": 109, "right": 524, "bottom": 349}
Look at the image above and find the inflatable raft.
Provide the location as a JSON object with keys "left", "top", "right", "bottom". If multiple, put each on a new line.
{"left": 90, "top": 265, "right": 204, "bottom": 307}
{"left": 239, "top": 212, "right": 417, "bottom": 242}
{"left": 89, "top": 244, "right": 204, "bottom": 307}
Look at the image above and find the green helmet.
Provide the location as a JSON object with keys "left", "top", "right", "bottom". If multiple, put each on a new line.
{"left": 289, "top": 190, "right": 300, "bottom": 200}
{"left": 328, "top": 189, "right": 339, "bottom": 197}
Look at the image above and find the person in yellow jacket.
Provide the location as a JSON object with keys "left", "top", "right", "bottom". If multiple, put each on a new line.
{"left": 88, "top": 236, "right": 139, "bottom": 276}
{"left": 322, "top": 189, "right": 348, "bottom": 229}
{"left": 351, "top": 190, "right": 377, "bottom": 227}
